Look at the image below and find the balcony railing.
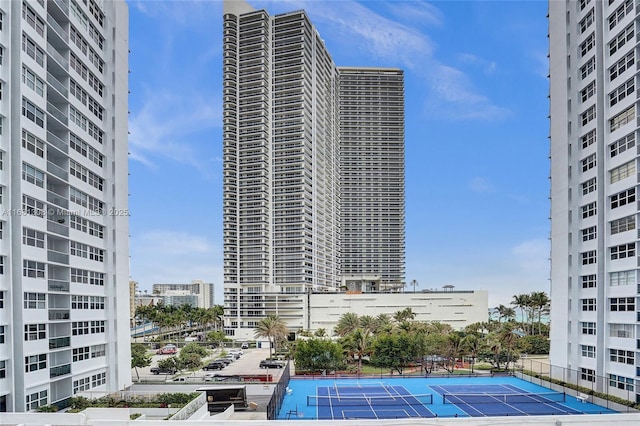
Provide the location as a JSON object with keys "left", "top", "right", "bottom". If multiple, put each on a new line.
{"left": 47, "top": 220, "right": 69, "bottom": 237}
{"left": 46, "top": 131, "right": 69, "bottom": 153}
{"left": 47, "top": 250, "right": 69, "bottom": 265}
{"left": 52, "top": 0, "right": 69, "bottom": 16}
{"left": 49, "top": 336, "right": 70, "bottom": 349}
{"left": 48, "top": 279, "right": 69, "bottom": 292}
{"left": 50, "top": 363, "right": 71, "bottom": 378}
{"left": 48, "top": 309, "right": 70, "bottom": 321}
{"left": 47, "top": 14, "right": 68, "bottom": 42}
{"left": 47, "top": 160, "right": 68, "bottom": 181}
{"left": 47, "top": 191, "right": 68, "bottom": 209}
{"left": 47, "top": 72, "right": 68, "bottom": 97}
{"left": 46, "top": 42, "right": 68, "bottom": 69}
{"left": 47, "top": 102, "right": 68, "bottom": 125}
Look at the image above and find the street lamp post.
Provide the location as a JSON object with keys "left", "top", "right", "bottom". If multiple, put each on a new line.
{"left": 411, "top": 279, "right": 418, "bottom": 293}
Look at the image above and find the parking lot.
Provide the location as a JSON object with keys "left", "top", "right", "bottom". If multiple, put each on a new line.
{"left": 132, "top": 346, "right": 285, "bottom": 383}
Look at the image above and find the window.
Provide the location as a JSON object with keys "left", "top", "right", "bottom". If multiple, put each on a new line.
{"left": 24, "top": 324, "right": 46, "bottom": 341}
{"left": 581, "top": 202, "right": 596, "bottom": 219}
{"left": 70, "top": 133, "right": 104, "bottom": 167}
{"left": 72, "top": 321, "right": 89, "bottom": 336}
{"left": 580, "top": 0, "right": 591, "bottom": 11}
{"left": 69, "top": 106, "right": 87, "bottom": 131}
{"left": 610, "top": 132, "right": 635, "bottom": 157}
{"left": 23, "top": 292, "right": 45, "bottom": 309}
{"left": 609, "top": 23, "right": 634, "bottom": 56}
{"left": 610, "top": 243, "right": 635, "bottom": 260}
{"left": 580, "top": 32, "right": 595, "bottom": 57}
{"left": 22, "top": 195, "right": 45, "bottom": 217}
{"left": 90, "top": 320, "right": 105, "bottom": 334}
{"left": 73, "top": 346, "right": 90, "bottom": 362}
{"left": 581, "top": 274, "right": 596, "bottom": 288}
{"left": 581, "top": 105, "right": 596, "bottom": 126}
{"left": 610, "top": 160, "right": 635, "bottom": 183}
{"left": 581, "top": 321, "right": 596, "bottom": 335}
{"left": 581, "top": 298, "right": 596, "bottom": 311}
{"left": 580, "top": 56, "right": 595, "bottom": 79}
{"left": 92, "top": 372, "right": 106, "bottom": 387}
{"left": 608, "top": 0, "right": 633, "bottom": 30}
{"left": 0, "top": 221, "right": 3, "bottom": 239}
{"left": 609, "top": 269, "right": 635, "bottom": 286}
{"left": 25, "top": 390, "right": 47, "bottom": 411}
{"left": 0, "top": 360, "right": 4, "bottom": 379}
{"left": 609, "top": 78, "right": 634, "bottom": 106}
{"left": 0, "top": 291, "right": 3, "bottom": 307}
{"left": 23, "top": 260, "right": 45, "bottom": 278}
{"left": 581, "top": 367, "right": 595, "bottom": 382}
{"left": 0, "top": 257, "right": 3, "bottom": 275}
{"left": 89, "top": 246, "right": 104, "bottom": 262}
{"left": 610, "top": 105, "right": 635, "bottom": 132}
{"left": 610, "top": 215, "right": 635, "bottom": 234}
{"left": 91, "top": 344, "right": 105, "bottom": 358}
{"left": 609, "top": 374, "right": 634, "bottom": 391}
{"left": 22, "top": 129, "right": 44, "bottom": 157}
{"left": 22, "top": 163, "right": 44, "bottom": 188}
{"left": 581, "top": 250, "right": 596, "bottom": 265}
{"left": 22, "top": 2, "right": 45, "bottom": 37}
{"left": 22, "top": 65, "right": 45, "bottom": 97}
{"left": 70, "top": 241, "right": 87, "bottom": 258}
{"left": 22, "top": 227, "right": 45, "bottom": 248}
{"left": 580, "top": 80, "right": 595, "bottom": 102}
{"left": 609, "top": 323, "right": 634, "bottom": 338}
{"left": 580, "top": 8, "right": 594, "bottom": 33}
{"left": 21, "top": 98, "right": 44, "bottom": 127}
{"left": 610, "top": 187, "right": 635, "bottom": 208}
{"left": 25, "top": 354, "right": 46, "bottom": 372}
{"left": 581, "top": 345, "right": 596, "bottom": 358}
{"left": 609, "top": 349, "right": 634, "bottom": 364}
{"left": 74, "top": 376, "right": 91, "bottom": 394}
{"left": 609, "top": 51, "right": 634, "bottom": 81}
{"left": 71, "top": 295, "right": 89, "bottom": 309}
{"left": 580, "top": 226, "right": 596, "bottom": 241}
{"left": 610, "top": 296, "right": 635, "bottom": 311}
{"left": 21, "top": 34, "right": 44, "bottom": 66}
{"left": 0, "top": 326, "right": 4, "bottom": 344}
{"left": 581, "top": 153, "right": 596, "bottom": 172}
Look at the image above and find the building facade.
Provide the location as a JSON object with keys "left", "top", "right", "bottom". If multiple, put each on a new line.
{"left": 222, "top": 0, "right": 405, "bottom": 340}
{"left": 152, "top": 280, "right": 215, "bottom": 309}
{"left": 0, "top": 0, "right": 130, "bottom": 411}
{"left": 549, "top": 0, "right": 639, "bottom": 403}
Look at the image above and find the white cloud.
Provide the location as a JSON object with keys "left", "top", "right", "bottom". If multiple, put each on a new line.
{"left": 469, "top": 177, "right": 493, "bottom": 193}
{"left": 385, "top": 1, "right": 444, "bottom": 28}
{"left": 128, "top": 89, "right": 221, "bottom": 176}
{"left": 457, "top": 53, "right": 497, "bottom": 76}
{"left": 512, "top": 238, "right": 549, "bottom": 276}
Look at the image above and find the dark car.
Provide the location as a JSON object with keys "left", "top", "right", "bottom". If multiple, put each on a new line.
{"left": 259, "top": 360, "right": 284, "bottom": 369}
{"left": 203, "top": 361, "right": 226, "bottom": 371}
{"left": 150, "top": 367, "right": 177, "bottom": 375}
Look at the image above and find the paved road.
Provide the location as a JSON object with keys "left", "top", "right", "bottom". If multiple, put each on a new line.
{"left": 131, "top": 347, "right": 284, "bottom": 383}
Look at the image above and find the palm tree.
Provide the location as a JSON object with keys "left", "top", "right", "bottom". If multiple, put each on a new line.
{"left": 374, "top": 314, "right": 394, "bottom": 333}
{"left": 342, "top": 328, "right": 370, "bottom": 375}
{"left": 511, "top": 294, "right": 532, "bottom": 333}
{"left": 461, "top": 334, "right": 483, "bottom": 373}
{"left": 393, "top": 307, "right": 416, "bottom": 323}
{"left": 254, "top": 315, "right": 288, "bottom": 358}
{"left": 530, "top": 291, "right": 550, "bottom": 335}
{"left": 359, "top": 315, "right": 376, "bottom": 334}
{"left": 334, "top": 312, "right": 360, "bottom": 337}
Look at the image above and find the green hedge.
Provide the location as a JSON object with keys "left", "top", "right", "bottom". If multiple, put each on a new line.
{"left": 67, "top": 393, "right": 200, "bottom": 412}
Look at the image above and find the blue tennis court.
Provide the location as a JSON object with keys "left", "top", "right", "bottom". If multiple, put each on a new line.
{"left": 277, "top": 376, "right": 618, "bottom": 420}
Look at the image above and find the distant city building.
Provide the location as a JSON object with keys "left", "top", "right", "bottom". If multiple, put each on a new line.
{"left": 549, "top": 1, "right": 639, "bottom": 402}
{"left": 0, "top": 0, "right": 130, "bottom": 412}
{"left": 222, "top": 0, "right": 405, "bottom": 340}
{"left": 151, "top": 280, "right": 215, "bottom": 309}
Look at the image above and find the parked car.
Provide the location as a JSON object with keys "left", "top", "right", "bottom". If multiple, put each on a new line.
{"left": 203, "top": 373, "right": 224, "bottom": 382}
{"left": 223, "top": 354, "right": 239, "bottom": 361}
{"left": 228, "top": 349, "right": 243, "bottom": 356}
{"left": 203, "top": 361, "right": 226, "bottom": 371}
{"left": 241, "top": 343, "right": 249, "bottom": 350}
{"left": 156, "top": 344, "right": 177, "bottom": 355}
{"left": 259, "top": 360, "right": 284, "bottom": 369}
{"left": 166, "top": 376, "right": 187, "bottom": 382}
{"left": 150, "top": 367, "right": 177, "bottom": 375}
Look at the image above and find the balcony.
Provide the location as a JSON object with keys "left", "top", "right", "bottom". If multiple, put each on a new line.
{"left": 47, "top": 220, "right": 69, "bottom": 237}
{"left": 50, "top": 363, "right": 71, "bottom": 378}
{"left": 49, "top": 336, "right": 70, "bottom": 350}
{"left": 46, "top": 131, "right": 69, "bottom": 154}
{"left": 47, "top": 14, "right": 68, "bottom": 43}
{"left": 47, "top": 160, "right": 68, "bottom": 181}
{"left": 47, "top": 102, "right": 68, "bottom": 126}
{"left": 48, "top": 279, "right": 69, "bottom": 292}
{"left": 47, "top": 250, "right": 69, "bottom": 265}
{"left": 47, "top": 72, "right": 68, "bottom": 97}
{"left": 47, "top": 191, "right": 68, "bottom": 209}
{"left": 46, "top": 42, "right": 68, "bottom": 70}
{"left": 48, "top": 309, "right": 70, "bottom": 321}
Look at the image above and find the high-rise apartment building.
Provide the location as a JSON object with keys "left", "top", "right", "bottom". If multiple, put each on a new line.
{"left": 151, "top": 280, "right": 215, "bottom": 309}
{"left": 0, "top": 0, "right": 130, "bottom": 411}
{"left": 549, "top": 0, "right": 639, "bottom": 403}
{"left": 222, "top": 0, "right": 405, "bottom": 339}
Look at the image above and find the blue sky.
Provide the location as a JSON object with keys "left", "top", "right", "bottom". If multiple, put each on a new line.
{"left": 127, "top": 0, "right": 550, "bottom": 308}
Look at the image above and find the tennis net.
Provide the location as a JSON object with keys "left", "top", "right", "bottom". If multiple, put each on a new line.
{"left": 443, "top": 391, "right": 565, "bottom": 404}
{"left": 307, "top": 393, "right": 433, "bottom": 406}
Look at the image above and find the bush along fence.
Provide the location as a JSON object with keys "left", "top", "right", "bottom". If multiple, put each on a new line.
{"left": 515, "top": 358, "right": 640, "bottom": 411}
{"left": 267, "top": 360, "right": 291, "bottom": 420}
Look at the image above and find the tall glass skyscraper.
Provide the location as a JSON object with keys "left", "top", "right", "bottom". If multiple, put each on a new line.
{"left": 222, "top": 0, "right": 405, "bottom": 339}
